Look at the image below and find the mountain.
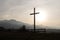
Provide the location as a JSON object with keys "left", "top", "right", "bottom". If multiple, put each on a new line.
{"left": 0, "top": 19, "right": 60, "bottom": 33}
{"left": 0, "top": 19, "right": 47, "bottom": 29}
{"left": 0, "top": 19, "right": 38, "bottom": 29}
{"left": 0, "top": 19, "right": 25, "bottom": 29}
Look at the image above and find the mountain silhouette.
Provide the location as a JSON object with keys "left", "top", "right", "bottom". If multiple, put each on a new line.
{"left": 0, "top": 19, "right": 25, "bottom": 29}
{"left": 0, "top": 19, "right": 60, "bottom": 33}
{"left": 0, "top": 19, "right": 46, "bottom": 29}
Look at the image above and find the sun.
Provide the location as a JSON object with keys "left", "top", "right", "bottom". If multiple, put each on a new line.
{"left": 36, "top": 10, "right": 47, "bottom": 22}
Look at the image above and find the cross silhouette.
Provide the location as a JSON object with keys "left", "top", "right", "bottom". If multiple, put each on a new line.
{"left": 30, "top": 8, "right": 39, "bottom": 32}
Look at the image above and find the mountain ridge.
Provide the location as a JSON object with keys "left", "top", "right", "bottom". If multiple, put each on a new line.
{"left": 0, "top": 19, "right": 46, "bottom": 29}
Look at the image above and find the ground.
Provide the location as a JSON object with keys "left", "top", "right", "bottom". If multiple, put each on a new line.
{"left": 0, "top": 31, "right": 60, "bottom": 40}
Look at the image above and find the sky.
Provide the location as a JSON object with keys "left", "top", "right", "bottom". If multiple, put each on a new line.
{"left": 0, "top": 0, "right": 60, "bottom": 29}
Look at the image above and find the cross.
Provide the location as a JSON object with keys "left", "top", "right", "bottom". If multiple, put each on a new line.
{"left": 30, "top": 8, "right": 39, "bottom": 32}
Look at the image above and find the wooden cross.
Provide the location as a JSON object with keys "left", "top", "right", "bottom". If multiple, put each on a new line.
{"left": 30, "top": 8, "right": 39, "bottom": 32}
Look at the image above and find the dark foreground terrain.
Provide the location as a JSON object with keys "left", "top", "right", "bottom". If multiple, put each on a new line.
{"left": 0, "top": 31, "right": 60, "bottom": 40}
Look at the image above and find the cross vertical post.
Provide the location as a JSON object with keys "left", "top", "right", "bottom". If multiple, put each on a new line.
{"left": 30, "top": 8, "right": 39, "bottom": 32}
{"left": 34, "top": 8, "right": 35, "bottom": 32}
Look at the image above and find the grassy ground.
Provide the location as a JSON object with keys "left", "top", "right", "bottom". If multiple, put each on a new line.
{"left": 0, "top": 31, "right": 60, "bottom": 40}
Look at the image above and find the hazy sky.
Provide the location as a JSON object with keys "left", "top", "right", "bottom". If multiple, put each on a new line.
{"left": 0, "top": 0, "right": 60, "bottom": 29}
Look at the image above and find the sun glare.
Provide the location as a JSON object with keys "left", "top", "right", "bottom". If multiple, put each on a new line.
{"left": 36, "top": 10, "right": 47, "bottom": 22}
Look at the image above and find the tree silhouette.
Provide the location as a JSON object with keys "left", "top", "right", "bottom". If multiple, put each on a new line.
{"left": 18, "top": 25, "right": 26, "bottom": 32}
{"left": 22, "top": 25, "right": 26, "bottom": 31}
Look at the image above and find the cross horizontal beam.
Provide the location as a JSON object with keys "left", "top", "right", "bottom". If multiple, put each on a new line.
{"left": 30, "top": 12, "right": 39, "bottom": 15}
